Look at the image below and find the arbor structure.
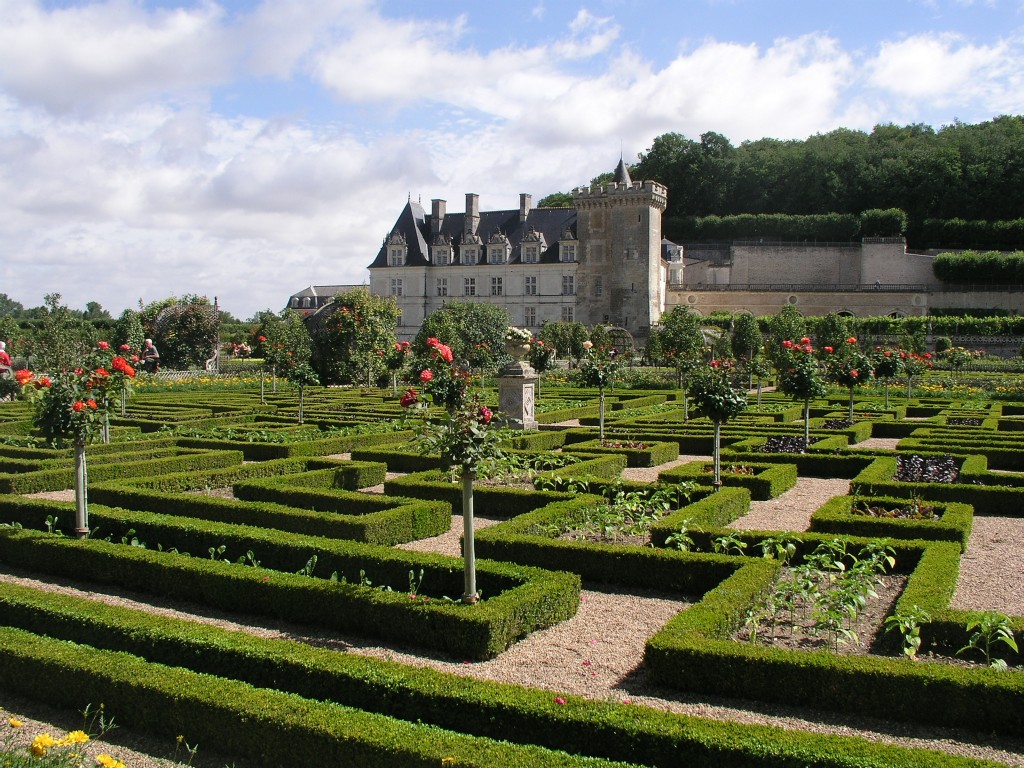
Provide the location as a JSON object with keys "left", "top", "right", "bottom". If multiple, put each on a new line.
{"left": 306, "top": 289, "right": 400, "bottom": 386}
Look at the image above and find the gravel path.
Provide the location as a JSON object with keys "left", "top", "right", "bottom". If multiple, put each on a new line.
{"left": 729, "top": 477, "right": 850, "bottom": 532}
{"left": 952, "top": 515, "right": 1024, "bottom": 616}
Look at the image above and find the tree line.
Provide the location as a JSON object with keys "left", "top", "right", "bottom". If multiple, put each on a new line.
{"left": 541, "top": 116, "right": 1024, "bottom": 250}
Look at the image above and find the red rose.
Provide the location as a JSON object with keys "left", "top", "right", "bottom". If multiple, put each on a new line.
{"left": 38, "top": 377, "right": 52, "bottom": 388}
{"left": 800, "top": 337, "right": 810, "bottom": 345}
{"left": 119, "top": 343, "right": 131, "bottom": 351}
{"left": 824, "top": 346, "right": 833, "bottom": 353}
{"left": 924, "top": 353, "right": 932, "bottom": 359}
{"left": 477, "top": 406, "right": 492, "bottom": 424}
{"left": 131, "top": 355, "right": 140, "bottom": 362}
{"left": 97, "top": 341, "right": 109, "bottom": 350}
{"left": 394, "top": 343, "right": 402, "bottom": 351}
{"left": 850, "top": 370, "right": 859, "bottom": 378}
{"left": 95, "top": 368, "right": 110, "bottom": 377}
{"left": 399, "top": 389, "right": 419, "bottom": 408}
{"left": 884, "top": 350, "right": 891, "bottom": 357}
{"left": 846, "top": 337, "right": 857, "bottom": 344}
{"left": 72, "top": 401, "right": 85, "bottom": 412}
{"left": 15, "top": 369, "right": 33, "bottom": 385}
{"left": 258, "top": 336, "right": 267, "bottom": 342}
{"left": 86, "top": 399, "right": 98, "bottom": 410}
{"left": 419, "top": 369, "right": 434, "bottom": 383}
{"left": 781, "top": 340, "right": 793, "bottom": 349}
{"left": 401, "top": 341, "right": 411, "bottom": 348}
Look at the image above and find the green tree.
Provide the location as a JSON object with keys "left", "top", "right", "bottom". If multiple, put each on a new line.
{"left": 112, "top": 309, "right": 145, "bottom": 354}
{"left": 766, "top": 305, "right": 807, "bottom": 370}
{"left": 536, "top": 192, "right": 573, "bottom": 208}
{"left": 36, "top": 293, "right": 91, "bottom": 372}
{"left": 414, "top": 302, "right": 510, "bottom": 371}
{"left": 141, "top": 295, "right": 220, "bottom": 370}
{"left": 0, "top": 293, "right": 25, "bottom": 317}
{"left": 83, "top": 301, "right": 112, "bottom": 321}
{"left": 731, "top": 313, "right": 764, "bottom": 389}
{"left": 813, "top": 313, "right": 852, "bottom": 351}
{"left": 308, "top": 289, "right": 400, "bottom": 385}
{"left": 657, "top": 306, "right": 706, "bottom": 418}
{"left": 539, "top": 321, "right": 589, "bottom": 365}
{"left": 688, "top": 362, "right": 748, "bottom": 488}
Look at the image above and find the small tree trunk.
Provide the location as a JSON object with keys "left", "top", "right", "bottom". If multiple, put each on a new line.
{"left": 712, "top": 420, "right": 722, "bottom": 490}
{"left": 120, "top": 388, "right": 127, "bottom": 418}
{"left": 73, "top": 440, "right": 89, "bottom": 539}
{"left": 260, "top": 369, "right": 266, "bottom": 404}
{"left": 392, "top": 372, "right": 397, "bottom": 395}
{"left": 884, "top": 381, "right": 890, "bottom": 408}
{"left": 101, "top": 413, "right": 110, "bottom": 444}
{"left": 461, "top": 469, "right": 478, "bottom": 604}
{"left": 683, "top": 389, "right": 689, "bottom": 421}
{"left": 907, "top": 375, "right": 913, "bottom": 399}
{"left": 803, "top": 398, "right": 811, "bottom": 447}
{"left": 756, "top": 378, "right": 762, "bottom": 408}
{"left": 599, "top": 388, "right": 606, "bottom": 441}
{"left": 298, "top": 387, "right": 305, "bottom": 425}
{"left": 848, "top": 387, "right": 855, "bottom": 422}
{"left": 272, "top": 365, "right": 277, "bottom": 394}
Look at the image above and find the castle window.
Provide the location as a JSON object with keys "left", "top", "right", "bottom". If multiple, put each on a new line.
{"left": 436, "top": 278, "right": 448, "bottom": 297}
{"left": 302, "top": 297, "right": 311, "bottom": 308}
{"left": 524, "top": 306, "right": 536, "bottom": 327}
{"left": 291, "top": 297, "right": 299, "bottom": 308}
{"left": 390, "top": 278, "right": 403, "bottom": 297}
{"left": 594, "top": 276, "right": 603, "bottom": 297}
{"left": 462, "top": 247, "right": 478, "bottom": 265}
{"left": 488, "top": 247, "right": 505, "bottom": 265}
{"left": 435, "top": 250, "right": 450, "bottom": 266}
{"left": 389, "top": 248, "right": 405, "bottom": 266}
{"left": 491, "top": 277, "right": 503, "bottom": 296}
{"left": 560, "top": 244, "right": 576, "bottom": 263}
{"left": 523, "top": 246, "right": 538, "bottom": 264}
{"left": 524, "top": 276, "right": 537, "bottom": 296}
{"left": 464, "top": 277, "right": 476, "bottom": 296}
{"left": 561, "top": 306, "right": 574, "bottom": 322}
{"left": 562, "top": 275, "right": 575, "bottom": 295}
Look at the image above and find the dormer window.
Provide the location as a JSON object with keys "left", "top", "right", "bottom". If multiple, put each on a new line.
{"left": 461, "top": 246, "right": 479, "bottom": 265}
{"left": 520, "top": 229, "right": 545, "bottom": 264}
{"left": 523, "top": 246, "right": 539, "bottom": 263}
{"left": 560, "top": 243, "right": 576, "bottom": 263}
{"left": 434, "top": 247, "right": 451, "bottom": 266}
{"left": 488, "top": 233, "right": 510, "bottom": 264}
{"left": 386, "top": 232, "right": 408, "bottom": 266}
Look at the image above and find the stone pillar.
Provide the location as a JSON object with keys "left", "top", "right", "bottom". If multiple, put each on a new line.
{"left": 498, "top": 360, "right": 539, "bottom": 430}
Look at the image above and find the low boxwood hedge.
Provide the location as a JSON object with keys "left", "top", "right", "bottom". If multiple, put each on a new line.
{"left": 810, "top": 495, "right": 973, "bottom": 551}
{"left": 658, "top": 460, "right": 797, "bottom": 500}
{"left": 562, "top": 438, "right": 679, "bottom": 467}
{"left": 0, "top": 581, "right": 998, "bottom": 768}
{"left": 0, "top": 523, "right": 579, "bottom": 660}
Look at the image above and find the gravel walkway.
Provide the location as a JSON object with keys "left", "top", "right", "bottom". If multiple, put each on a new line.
{"left": 952, "top": 515, "right": 1024, "bottom": 617}
{"left": 729, "top": 477, "right": 850, "bottom": 532}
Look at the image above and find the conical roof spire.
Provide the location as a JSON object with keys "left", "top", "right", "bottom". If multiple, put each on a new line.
{"left": 613, "top": 156, "right": 632, "bottom": 185}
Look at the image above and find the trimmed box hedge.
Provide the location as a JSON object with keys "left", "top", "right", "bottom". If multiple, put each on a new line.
{"left": 562, "top": 438, "right": 679, "bottom": 467}
{"left": 659, "top": 460, "right": 797, "bottom": 500}
{"left": 0, "top": 580, "right": 997, "bottom": 768}
{"left": 0, "top": 522, "right": 579, "bottom": 660}
{"left": 810, "top": 495, "right": 973, "bottom": 551}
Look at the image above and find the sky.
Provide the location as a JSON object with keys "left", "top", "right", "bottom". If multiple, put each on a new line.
{"left": 2, "top": 0, "right": 1024, "bottom": 321}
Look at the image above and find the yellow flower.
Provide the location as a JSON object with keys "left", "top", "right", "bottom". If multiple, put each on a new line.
{"left": 31, "top": 733, "right": 57, "bottom": 755}
{"left": 60, "top": 730, "right": 90, "bottom": 745}
{"left": 8, "top": 718, "right": 22, "bottom": 728}
{"left": 96, "top": 754, "right": 127, "bottom": 768}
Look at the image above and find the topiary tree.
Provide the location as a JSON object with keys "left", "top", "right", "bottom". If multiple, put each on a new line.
{"left": 579, "top": 340, "right": 619, "bottom": 440}
{"left": 821, "top": 336, "right": 874, "bottom": 421}
{"left": 777, "top": 337, "right": 827, "bottom": 447}
{"left": 413, "top": 302, "right": 509, "bottom": 375}
{"left": 688, "top": 361, "right": 748, "bottom": 489}
{"left": 657, "top": 306, "right": 706, "bottom": 419}
{"left": 872, "top": 346, "right": 905, "bottom": 407}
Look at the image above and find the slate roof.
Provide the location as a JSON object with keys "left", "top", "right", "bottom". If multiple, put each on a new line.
{"left": 368, "top": 202, "right": 578, "bottom": 269}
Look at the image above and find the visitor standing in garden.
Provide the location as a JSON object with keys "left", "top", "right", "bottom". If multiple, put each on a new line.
{"left": 0, "top": 341, "right": 11, "bottom": 369}
{"left": 142, "top": 338, "right": 160, "bottom": 372}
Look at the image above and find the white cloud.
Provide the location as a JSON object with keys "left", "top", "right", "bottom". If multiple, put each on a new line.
{"left": 866, "top": 33, "right": 1016, "bottom": 102}
{"left": 0, "top": 0, "right": 231, "bottom": 113}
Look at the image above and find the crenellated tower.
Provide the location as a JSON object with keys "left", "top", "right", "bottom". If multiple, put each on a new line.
{"left": 572, "top": 158, "right": 668, "bottom": 333}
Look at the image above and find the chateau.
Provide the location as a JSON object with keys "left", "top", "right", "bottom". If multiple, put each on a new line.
{"left": 298, "top": 161, "right": 1023, "bottom": 337}
{"left": 366, "top": 160, "right": 677, "bottom": 338}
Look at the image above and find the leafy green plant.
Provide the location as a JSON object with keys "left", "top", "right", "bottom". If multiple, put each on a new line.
{"left": 207, "top": 544, "right": 227, "bottom": 561}
{"left": 884, "top": 605, "right": 930, "bottom": 660}
{"left": 758, "top": 534, "right": 799, "bottom": 564}
{"left": 665, "top": 519, "right": 699, "bottom": 552}
{"left": 957, "top": 612, "right": 1019, "bottom": 669}
{"left": 296, "top": 554, "right": 318, "bottom": 578}
{"left": 711, "top": 532, "right": 748, "bottom": 556}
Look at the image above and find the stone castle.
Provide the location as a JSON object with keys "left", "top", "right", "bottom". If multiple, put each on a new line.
{"left": 288, "top": 160, "right": 1023, "bottom": 335}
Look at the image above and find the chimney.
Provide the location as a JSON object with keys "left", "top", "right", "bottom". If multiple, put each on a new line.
{"left": 465, "top": 193, "right": 480, "bottom": 236}
{"left": 519, "top": 193, "right": 531, "bottom": 223}
{"left": 431, "top": 199, "right": 446, "bottom": 236}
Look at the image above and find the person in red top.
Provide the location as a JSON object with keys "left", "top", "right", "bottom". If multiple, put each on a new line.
{"left": 0, "top": 341, "right": 11, "bottom": 368}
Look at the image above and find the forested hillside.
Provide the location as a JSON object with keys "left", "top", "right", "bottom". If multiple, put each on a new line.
{"left": 623, "top": 116, "right": 1024, "bottom": 248}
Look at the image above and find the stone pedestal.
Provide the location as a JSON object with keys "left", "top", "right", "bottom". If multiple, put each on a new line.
{"left": 498, "top": 361, "right": 539, "bottom": 430}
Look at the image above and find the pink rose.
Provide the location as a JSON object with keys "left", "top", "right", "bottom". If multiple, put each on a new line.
{"left": 419, "top": 369, "right": 434, "bottom": 383}
{"left": 477, "top": 406, "right": 492, "bottom": 424}
{"left": 97, "top": 341, "right": 110, "bottom": 350}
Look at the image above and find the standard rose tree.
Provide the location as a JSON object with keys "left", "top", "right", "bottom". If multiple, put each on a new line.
{"left": 402, "top": 336, "right": 502, "bottom": 603}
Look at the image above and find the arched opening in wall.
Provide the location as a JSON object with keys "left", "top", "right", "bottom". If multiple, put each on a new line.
{"left": 787, "top": 295, "right": 799, "bottom": 305}
{"left": 838, "top": 310, "right": 856, "bottom": 318}
{"left": 889, "top": 310, "right": 907, "bottom": 319}
{"left": 603, "top": 326, "right": 635, "bottom": 360}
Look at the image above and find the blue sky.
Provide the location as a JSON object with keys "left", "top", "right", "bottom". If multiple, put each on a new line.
{"left": 2, "top": 0, "right": 1023, "bottom": 320}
